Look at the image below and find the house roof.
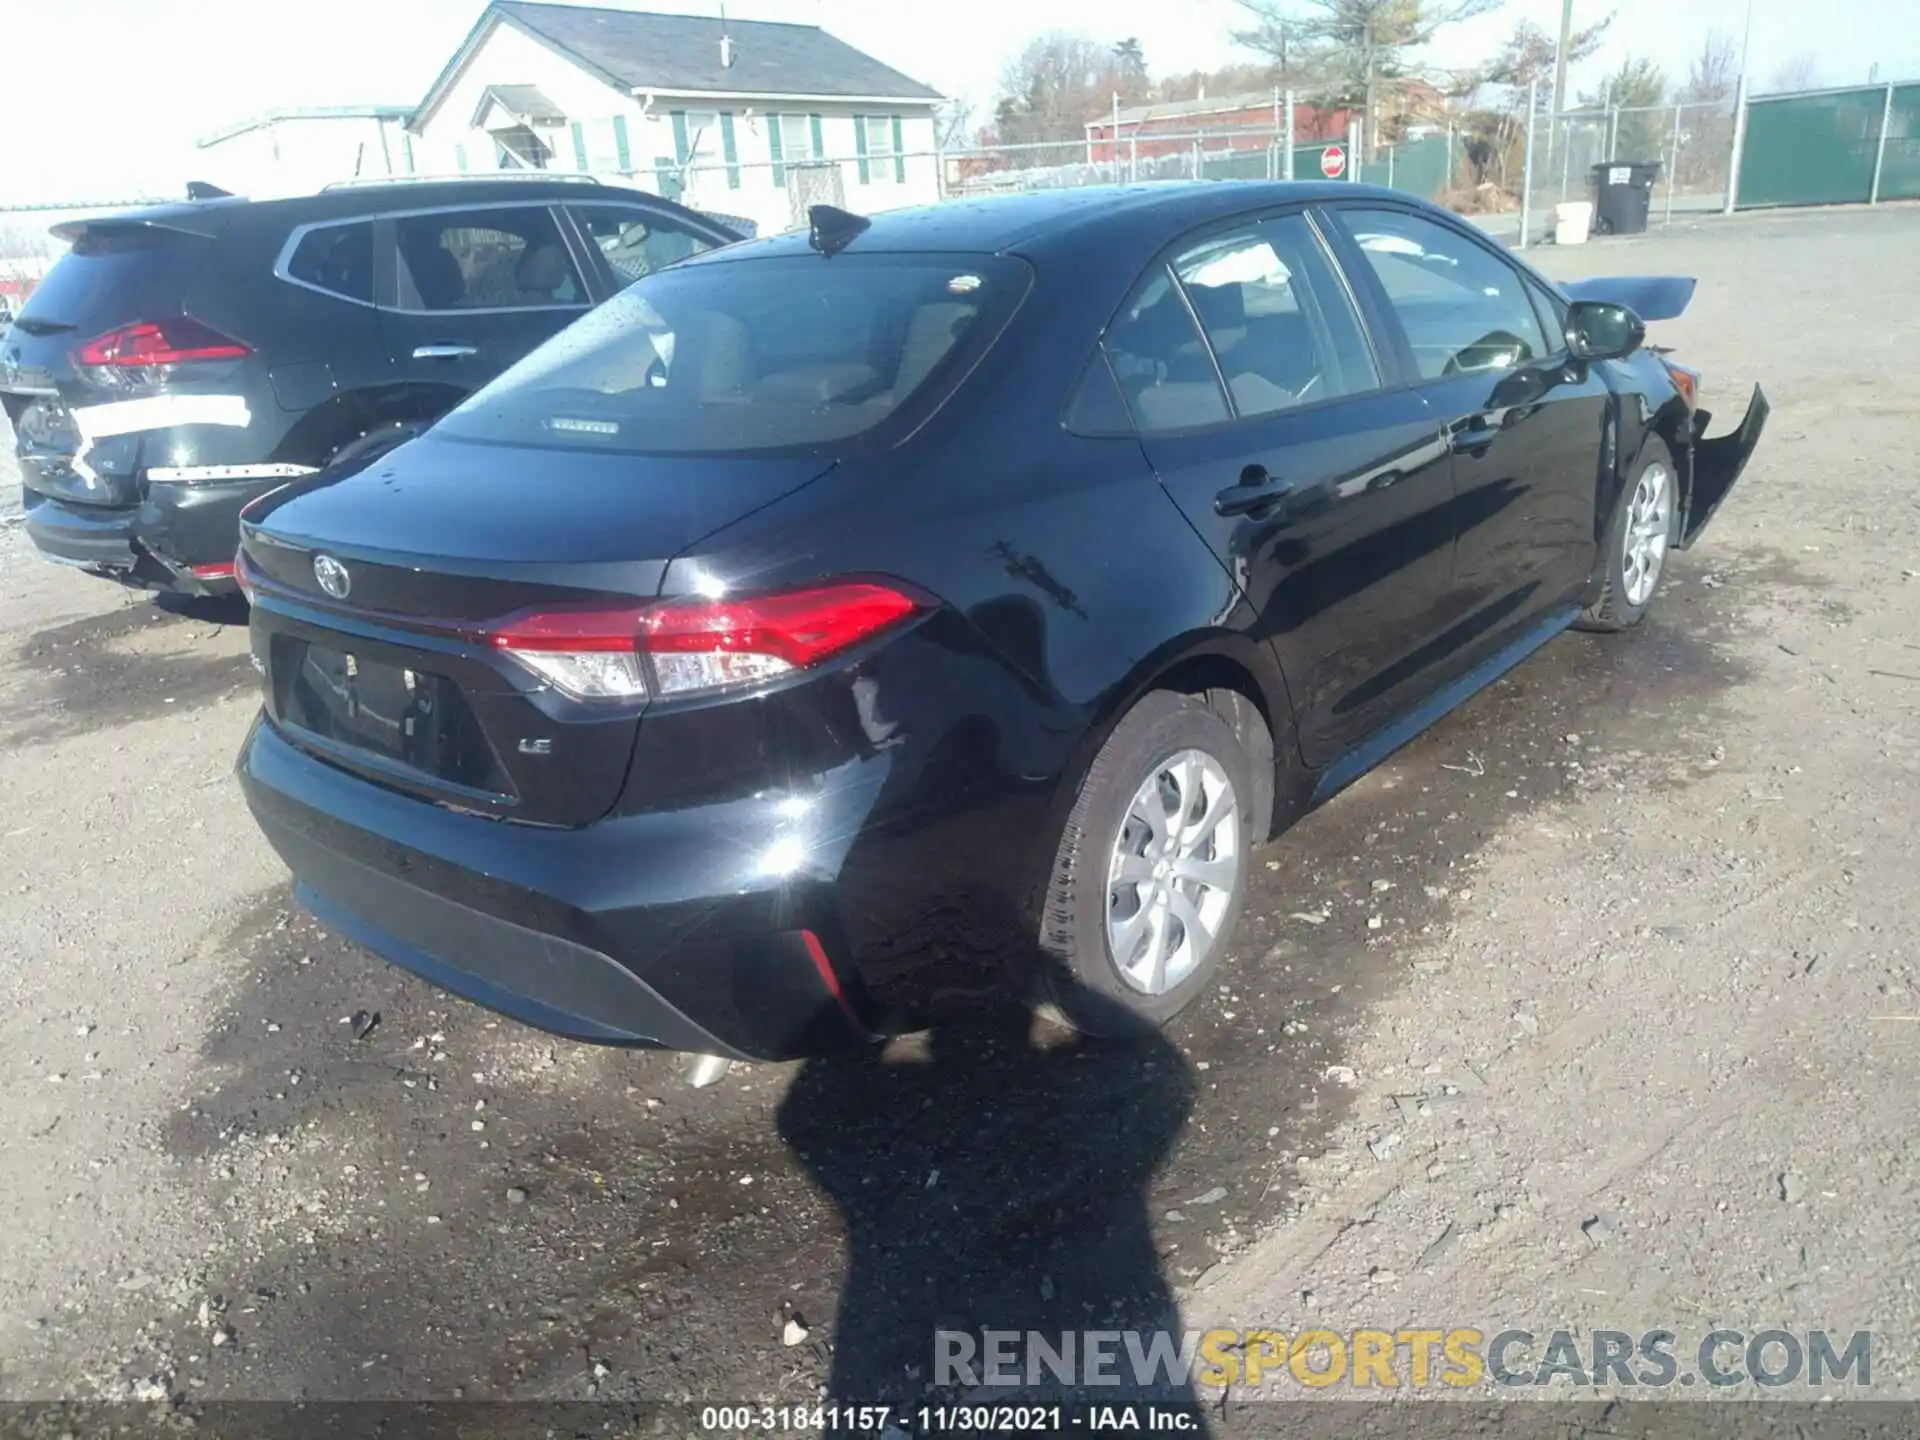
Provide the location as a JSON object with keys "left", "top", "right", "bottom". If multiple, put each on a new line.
{"left": 198, "top": 105, "right": 413, "bottom": 149}
{"left": 414, "top": 2, "right": 941, "bottom": 131}
{"left": 472, "top": 83, "right": 567, "bottom": 127}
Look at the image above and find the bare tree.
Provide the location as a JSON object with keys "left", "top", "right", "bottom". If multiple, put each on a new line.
{"left": 990, "top": 31, "right": 1135, "bottom": 147}
{"left": 934, "top": 98, "right": 976, "bottom": 152}
{"left": 1680, "top": 29, "right": 1739, "bottom": 103}
{"left": 1233, "top": 0, "right": 1503, "bottom": 152}
{"left": 1768, "top": 52, "right": 1821, "bottom": 93}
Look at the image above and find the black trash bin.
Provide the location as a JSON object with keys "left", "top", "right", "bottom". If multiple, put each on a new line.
{"left": 1589, "top": 160, "right": 1661, "bottom": 235}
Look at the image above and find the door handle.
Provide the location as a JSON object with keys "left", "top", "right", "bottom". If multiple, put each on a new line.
{"left": 1213, "top": 464, "right": 1293, "bottom": 518}
{"left": 1448, "top": 412, "right": 1499, "bottom": 455}
{"left": 412, "top": 344, "right": 478, "bottom": 360}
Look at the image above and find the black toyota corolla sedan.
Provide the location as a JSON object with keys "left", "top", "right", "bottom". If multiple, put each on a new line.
{"left": 235, "top": 183, "right": 1766, "bottom": 1061}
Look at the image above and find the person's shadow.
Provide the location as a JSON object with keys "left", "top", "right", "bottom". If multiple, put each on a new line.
{"left": 777, "top": 981, "right": 1207, "bottom": 1427}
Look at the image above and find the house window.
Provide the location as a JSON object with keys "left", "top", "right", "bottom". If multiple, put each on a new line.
{"left": 862, "top": 115, "right": 894, "bottom": 182}
{"left": 681, "top": 111, "right": 723, "bottom": 171}
{"left": 778, "top": 113, "right": 814, "bottom": 162}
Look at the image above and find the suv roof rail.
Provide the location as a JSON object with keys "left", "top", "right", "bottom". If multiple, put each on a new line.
{"left": 318, "top": 172, "right": 615, "bottom": 191}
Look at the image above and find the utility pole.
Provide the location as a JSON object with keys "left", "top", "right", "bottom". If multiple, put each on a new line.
{"left": 1551, "top": 0, "right": 1574, "bottom": 117}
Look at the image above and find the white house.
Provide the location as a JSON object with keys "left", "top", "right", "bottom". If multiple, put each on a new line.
{"left": 195, "top": 4, "right": 943, "bottom": 233}
{"left": 410, "top": 1, "right": 943, "bottom": 233}
{"left": 195, "top": 106, "right": 419, "bottom": 198}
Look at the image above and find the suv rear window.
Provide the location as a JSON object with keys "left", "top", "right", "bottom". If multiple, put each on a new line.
{"left": 17, "top": 224, "right": 210, "bottom": 332}
{"left": 435, "top": 252, "right": 1029, "bottom": 455}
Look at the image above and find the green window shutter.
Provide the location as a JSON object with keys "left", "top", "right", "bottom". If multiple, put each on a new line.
{"left": 768, "top": 112, "right": 786, "bottom": 187}
{"left": 402, "top": 133, "right": 415, "bottom": 173}
{"left": 654, "top": 156, "right": 683, "bottom": 199}
{"left": 891, "top": 113, "right": 906, "bottom": 182}
{"left": 719, "top": 111, "right": 740, "bottom": 189}
{"left": 808, "top": 112, "right": 824, "bottom": 159}
{"left": 671, "top": 110, "right": 689, "bottom": 165}
{"left": 454, "top": 141, "right": 468, "bottom": 173}
{"left": 612, "top": 114, "right": 632, "bottom": 172}
{"left": 853, "top": 113, "right": 870, "bottom": 183}
{"left": 570, "top": 121, "right": 589, "bottom": 172}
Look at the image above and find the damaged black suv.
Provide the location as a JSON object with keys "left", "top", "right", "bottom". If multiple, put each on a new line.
{"left": 0, "top": 176, "right": 740, "bottom": 597}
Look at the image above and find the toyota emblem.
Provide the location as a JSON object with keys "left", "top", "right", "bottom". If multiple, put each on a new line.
{"left": 312, "top": 553, "right": 351, "bottom": 599}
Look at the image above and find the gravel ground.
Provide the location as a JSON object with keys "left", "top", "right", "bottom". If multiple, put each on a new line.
{"left": 0, "top": 204, "right": 1917, "bottom": 1415}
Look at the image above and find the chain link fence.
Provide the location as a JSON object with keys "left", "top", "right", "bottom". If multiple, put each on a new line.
{"left": 1519, "top": 98, "right": 1738, "bottom": 246}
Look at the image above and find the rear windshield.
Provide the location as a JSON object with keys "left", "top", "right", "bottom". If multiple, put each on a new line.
{"left": 435, "top": 252, "right": 1029, "bottom": 455}
{"left": 18, "top": 225, "right": 210, "bottom": 331}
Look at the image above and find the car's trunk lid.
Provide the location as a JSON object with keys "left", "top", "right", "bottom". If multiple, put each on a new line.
{"left": 242, "top": 432, "right": 839, "bottom": 826}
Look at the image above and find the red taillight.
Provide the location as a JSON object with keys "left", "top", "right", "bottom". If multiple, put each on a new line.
{"left": 487, "top": 581, "right": 920, "bottom": 703}
{"left": 190, "top": 561, "right": 236, "bottom": 581}
{"left": 74, "top": 317, "right": 251, "bottom": 369}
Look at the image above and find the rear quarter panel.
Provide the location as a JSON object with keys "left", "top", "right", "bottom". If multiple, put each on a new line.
{"left": 655, "top": 280, "right": 1286, "bottom": 1008}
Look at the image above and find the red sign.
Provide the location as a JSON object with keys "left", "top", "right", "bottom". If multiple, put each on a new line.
{"left": 1320, "top": 145, "right": 1347, "bottom": 179}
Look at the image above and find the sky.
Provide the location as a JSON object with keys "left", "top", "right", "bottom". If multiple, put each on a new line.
{"left": 5, "top": 0, "right": 1918, "bottom": 205}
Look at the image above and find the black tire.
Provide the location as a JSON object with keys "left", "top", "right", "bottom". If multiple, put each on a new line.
{"left": 1038, "top": 691, "right": 1256, "bottom": 1036}
{"left": 1576, "top": 436, "right": 1679, "bottom": 633}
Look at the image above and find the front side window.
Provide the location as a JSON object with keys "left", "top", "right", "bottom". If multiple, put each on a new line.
{"left": 1170, "top": 214, "right": 1379, "bottom": 417}
{"left": 1335, "top": 207, "right": 1548, "bottom": 379}
{"left": 284, "top": 221, "right": 374, "bottom": 304}
{"left": 390, "top": 206, "right": 585, "bottom": 312}
{"left": 570, "top": 203, "right": 717, "bottom": 287}
{"left": 436, "top": 252, "right": 1028, "bottom": 454}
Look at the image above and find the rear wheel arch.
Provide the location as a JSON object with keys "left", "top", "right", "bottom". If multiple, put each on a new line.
{"left": 270, "top": 381, "right": 467, "bottom": 470}
{"left": 1062, "top": 638, "right": 1292, "bottom": 850}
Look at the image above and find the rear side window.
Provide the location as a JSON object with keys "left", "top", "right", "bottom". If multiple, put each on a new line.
{"left": 391, "top": 206, "right": 585, "bottom": 312}
{"left": 284, "top": 222, "right": 374, "bottom": 304}
{"left": 1335, "top": 208, "right": 1548, "bottom": 379}
{"left": 437, "top": 252, "right": 1029, "bottom": 454}
{"left": 570, "top": 203, "right": 717, "bottom": 286}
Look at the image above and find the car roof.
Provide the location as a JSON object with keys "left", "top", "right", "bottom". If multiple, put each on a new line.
{"left": 70, "top": 179, "right": 708, "bottom": 234}
{"left": 700, "top": 182, "right": 1431, "bottom": 264}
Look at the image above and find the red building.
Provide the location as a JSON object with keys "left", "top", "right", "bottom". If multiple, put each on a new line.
{"left": 1083, "top": 91, "right": 1353, "bottom": 165}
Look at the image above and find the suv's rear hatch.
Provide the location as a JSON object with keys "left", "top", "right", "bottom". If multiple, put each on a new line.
{"left": 241, "top": 434, "right": 840, "bottom": 827}
{"left": 1, "top": 207, "right": 229, "bottom": 506}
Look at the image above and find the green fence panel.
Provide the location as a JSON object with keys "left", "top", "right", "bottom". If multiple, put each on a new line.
{"left": 1291, "top": 142, "right": 1350, "bottom": 180}
{"left": 1737, "top": 87, "right": 1884, "bottom": 208}
{"left": 1880, "top": 84, "right": 1920, "bottom": 201}
{"left": 1385, "top": 135, "right": 1455, "bottom": 199}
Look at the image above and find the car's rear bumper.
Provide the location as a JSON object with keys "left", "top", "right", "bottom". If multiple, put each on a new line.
{"left": 21, "top": 476, "right": 287, "bottom": 594}
{"left": 236, "top": 714, "right": 880, "bottom": 1060}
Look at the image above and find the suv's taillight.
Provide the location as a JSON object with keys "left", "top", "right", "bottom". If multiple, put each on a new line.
{"left": 72, "top": 317, "right": 251, "bottom": 392}
{"left": 487, "top": 581, "right": 922, "bottom": 703}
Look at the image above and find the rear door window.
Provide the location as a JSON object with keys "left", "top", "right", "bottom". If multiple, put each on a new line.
{"left": 283, "top": 221, "right": 374, "bottom": 304}
{"left": 1102, "top": 268, "right": 1230, "bottom": 432}
{"left": 569, "top": 203, "right": 719, "bottom": 287}
{"left": 1170, "top": 214, "right": 1380, "bottom": 417}
{"left": 389, "top": 206, "right": 586, "bottom": 312}
{"left": 437, "top": 252, "right": 1029, "bottom": 454}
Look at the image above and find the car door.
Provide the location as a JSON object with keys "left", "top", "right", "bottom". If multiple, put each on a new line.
{"left": 1110, "top": 210, "right": 1456, "bottom": 767}
{"left": 565, "top": 200, "right": 731, "bottom": 291}
{"left": 1324, "top": 203, "right": 1610, "bottom": 644}
{"left": 372, "top": 202, "right": 592, "bottom": 399}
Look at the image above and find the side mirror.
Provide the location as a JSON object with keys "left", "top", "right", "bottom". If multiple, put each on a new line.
{"left": 1565, "top": 299, "right": 1645, "bottom": 361}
